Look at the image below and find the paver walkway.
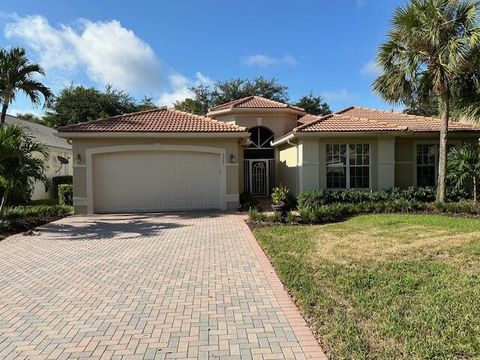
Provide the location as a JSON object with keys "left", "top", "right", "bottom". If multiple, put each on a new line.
{"left": 0, "top": 213, "right": 325, "bottom": 359}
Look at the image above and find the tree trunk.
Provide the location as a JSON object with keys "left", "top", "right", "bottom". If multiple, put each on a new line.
{"left": 474, "top": 176, "right": 477, "bottom": 204}
{"left": 0, "top": 103, "right": 8, "bottom": 127}
{"left": 0, "top": 189, "right": 9, "bottom": 218}
{"left": 436, "top": 94, "right": 450, "bottom": 203}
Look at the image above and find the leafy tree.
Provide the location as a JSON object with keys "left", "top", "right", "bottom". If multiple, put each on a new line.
{"left": 174, "top": 85, "right": 213, "bottom": 115}
{"left": 294, "top": 92, "right": 331, "bottom": 116}
{"left": 0, "top": 125, "right": 48, "bottom": 215}
{"left": 0, "top": 47, "right": 52, "bottom": 127}
{"left": 402, "top": 92, "right": 441, "bottom": 117}
{"left": 15, "top": 112, "right": 45, "bottom": 125}
{"left": 135, "top": 96, "right": 158, "bottom": 112}
{"left": 212, "top": 76, "right": 289, "bottom": 105}
{"left": 174, "top": 77, "right": 290, "bottom": 115}
{"left": 44, "top": 84, "right": 138, "bottom": 127}
{"left": 447, "top": 143, "right": 480, "bottom": 202}
{"left": 373, "top": 0, "right": 480, "bottom": 203}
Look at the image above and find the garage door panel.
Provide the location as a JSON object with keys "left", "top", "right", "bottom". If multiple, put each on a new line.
{"left": 93, "top": 150, "right": 222, "bottom": 213}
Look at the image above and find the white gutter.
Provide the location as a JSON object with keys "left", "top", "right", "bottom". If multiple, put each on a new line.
{"left": 56, "top": 131, "right": 251, "bottom": 139}
{"left": 271, "top": 132, "right": 295, "bottom": 146}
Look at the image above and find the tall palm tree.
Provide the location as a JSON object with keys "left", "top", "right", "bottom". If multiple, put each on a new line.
{"left": 0, "top": 47, "right": 52, "bottom": 127}
{"left": 0, "top": 124, "right": 48, "bottom": 216}
{"left": 373, "top": 0, "right": 480, "bottom": 202}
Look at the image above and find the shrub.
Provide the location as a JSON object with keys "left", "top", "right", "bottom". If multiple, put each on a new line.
{"left": 248, "top": 208, "right": 283, "bottom": 223}
{"left": 52, "top": 175, "right": 73, "bottom": 199}
{"left": 239, "top": 192, "right": 259, "bottom": 211}
{"left": 297, "top": 187, "right": 450, "bottom": 211}
{"left": 434, "top": 201, "right": 480, "bottom": 215}
{"left": 2, "top": 204, "right": 72, "bottom": 222}
{"left": 58, "top": 184, "right": 73, "bottom": 205}
{"left": 271, "top": 186, "right": 289, "bottom": 205}
{"left": 299, "top": 200, "right": 429, "bottom": 223}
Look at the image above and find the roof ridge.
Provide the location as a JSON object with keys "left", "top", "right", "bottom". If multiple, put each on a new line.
{"left": 340, "top": 113, "right": 408, "bottom": 130}
{"left": 294, "top": 113, "right": 332, "bottom": 132}
{"left": 57, "top": 107, "right": 167, "bottom": 130}
{"left": 168, "top": 108, "right": 247, "bottom": 131}
{"left": 335, "top": 106, "right": 355, "bottom": 114}
{"left": 295, "top": 112, "right": 408, "bottom": 132}
{"left": 209, "top": 96, "right": 254, "bottom": 111}
{"left": 345, "top": 105, "right": 479, "bottom": 126}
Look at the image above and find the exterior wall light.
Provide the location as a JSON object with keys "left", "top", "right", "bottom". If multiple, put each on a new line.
{"left": 229, "top": 153, "right": 236, "bottom": 163}
{"left": 76, "top": 153, "right": 82, "bottom": 163}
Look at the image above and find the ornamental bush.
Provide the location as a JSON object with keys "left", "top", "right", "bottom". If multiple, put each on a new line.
{"left": 297, "top": 187, "right": 469, "bottom": 211}
{"left": 52, "top": 175, "right": 73, "bottom": 199}
{"left": 58, "top": 184, "right": 73, "bottom": 206}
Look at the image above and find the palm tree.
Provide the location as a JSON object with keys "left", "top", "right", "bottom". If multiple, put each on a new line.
{"left": 0, "top": 124, "right": 48, "bottom": 216}
{"left": 373, "top": 0, "right": 480, "bottom": 203}
{"left": 0, "top": 47, "right": 52, "bottom": 127}
{"left": 447, "top": 143, "right": 480, "bottom": 202}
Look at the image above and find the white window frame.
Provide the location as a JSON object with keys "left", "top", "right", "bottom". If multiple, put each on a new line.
{"left": 413, "top": 140, "right": 462, "bottom": 187}
{"left": 414, "top": 143, "right": 438, "bottom": 187}
{"left": 326, "top": 143, "right": 372, "bottom": 190}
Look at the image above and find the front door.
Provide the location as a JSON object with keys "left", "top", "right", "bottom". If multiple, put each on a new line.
{"left": 250, "top": 160, "right": 268, "bottom": 196}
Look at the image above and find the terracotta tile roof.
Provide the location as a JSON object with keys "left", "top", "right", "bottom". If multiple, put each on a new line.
{"left": 297, "top": 114, "right": 323, "bottom": 126}
{"left": 295, "top": 107, "right": 480, "bottom": 133}
{"left": 209, "top": 96, "right": 305, "bottom": 112}
{"left": 338, "top": 106, "right": 480, "bottom": 132}
{"left": 297, "top": 113, "right": 407, "bottom": 132}
{"left": 57, "top": 108, "right": 247, "bottom": 133}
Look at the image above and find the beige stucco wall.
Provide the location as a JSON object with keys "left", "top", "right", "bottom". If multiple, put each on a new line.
{"left": 211, "top": 113, "right": 299, "bottom": 139}
{"left": 395, "top": 135, "right": 478, "bottom": 188}
{"left": 70, "top": 137, "right": 242, "bottom": 214}
{"left": 277, "top": 142, "right": 298, "bottom": 195}
{"left": 31, "top": 147, "right": 73, "bottom": 200}
{"left": 276, "top": 136, "right": 392, "bottom": 193}
{"left": 275, "top": 134, "right": 480, "bottom": 194}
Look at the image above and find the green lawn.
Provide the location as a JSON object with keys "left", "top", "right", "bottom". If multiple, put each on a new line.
{"left": 253, "top": 214, "right": 480, "bottom": 359}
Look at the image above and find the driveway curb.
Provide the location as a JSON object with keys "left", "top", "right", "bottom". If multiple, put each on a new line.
{"left": 240, "top": 217, "right": 328, "bottom": 360}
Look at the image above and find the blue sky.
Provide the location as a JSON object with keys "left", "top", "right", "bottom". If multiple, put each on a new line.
{"left": 0, "top": 0, "right": 405, "bottom": 116}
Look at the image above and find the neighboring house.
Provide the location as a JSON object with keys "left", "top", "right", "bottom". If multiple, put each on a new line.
{"left": 5, "top": 115, "right": 73, "bottom": 200}
{"left": 56, "top": 96, "right": 480, "bottom": 214}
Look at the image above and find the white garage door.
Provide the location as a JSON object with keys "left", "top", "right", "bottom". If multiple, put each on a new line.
{"left": 92, "top": 151, "right": 222, "bottom": 213}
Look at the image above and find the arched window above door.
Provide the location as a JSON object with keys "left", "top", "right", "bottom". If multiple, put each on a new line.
{"left": 248, "top": 127, "right": 274, "bottom": 149}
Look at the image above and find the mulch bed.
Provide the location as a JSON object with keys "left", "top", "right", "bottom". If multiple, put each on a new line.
{"left": 0, "top": 215, "right": 70, "bottom": 241}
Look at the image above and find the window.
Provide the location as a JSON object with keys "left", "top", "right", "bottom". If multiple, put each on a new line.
{"left": 326, "top": 144, "right": 370, "bottom": 189}
{"left": 248, "top": 127, "right": 274, "bottom": 149}
{"left": 326, "top": 144, "right": 347, "bottom": 188}
{"left": 416, "top": 144, "right": 437, "bottom": 187}
{"left": 349, "top": 144, "right": 370, "bottom": 188}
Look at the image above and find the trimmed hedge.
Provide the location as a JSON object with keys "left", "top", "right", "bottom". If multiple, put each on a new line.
{"left": 58, "top": 184, "right": 73, "bottom": 206}
{"left": 297, "top": 187, "right": 469, "bottom": 210}
{"left": 248, "top": 200, "right": 480, "bottom": 224}
{"left": 52, "top": 175, "right": 73, "bottom": 199}
{"left": 2, "top": 205, "right": 73, "bottom": 221}
{"left": 298, "top": 200, "right": 429, "bottom": 223}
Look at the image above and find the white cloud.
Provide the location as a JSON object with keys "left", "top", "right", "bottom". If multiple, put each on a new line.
{"left": 241, "top": 54, "right": 297, "bottom": 67}
{"left": 158, "top": 72, "right": 212, "bottom": 107}
{"left": 361, "top": 59, "right": 381, "bottom": 76}
{"left": 321, "top": 90, "right": 358, "bottom": 103}
{"left": 5, "top": 15, "right": 162, "bottom": 92}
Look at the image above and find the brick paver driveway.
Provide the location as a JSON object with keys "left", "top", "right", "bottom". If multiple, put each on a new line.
{"left": 0, "top": 213, "right": 325, "bottom": 359}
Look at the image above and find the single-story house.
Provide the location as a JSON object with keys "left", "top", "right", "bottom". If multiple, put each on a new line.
{"left": 56, "top": 96, "right": 480, "bottom": 214}
{"left": 5, "top": 115, "right": 72, "bottom": 200}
